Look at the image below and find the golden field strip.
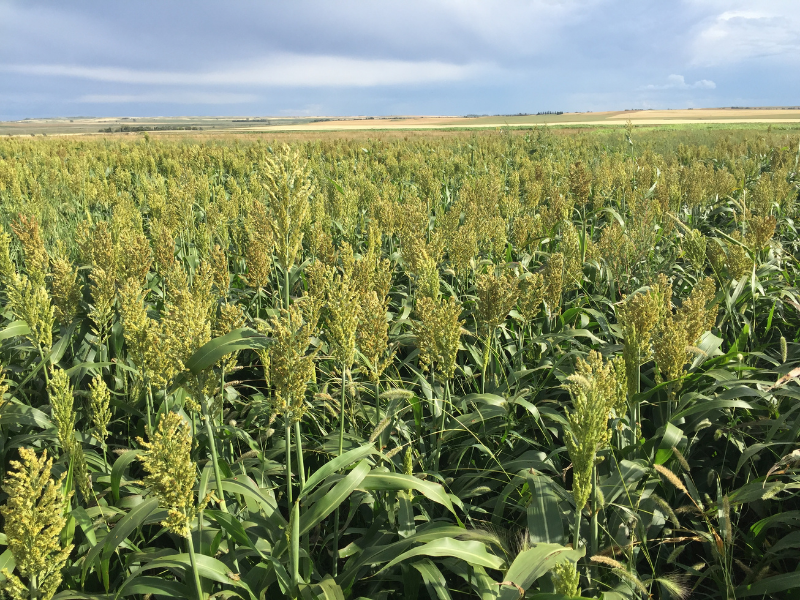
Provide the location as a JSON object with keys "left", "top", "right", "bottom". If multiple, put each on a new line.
{"left": 4, "top": 107, "right": 800, "bottom": 136}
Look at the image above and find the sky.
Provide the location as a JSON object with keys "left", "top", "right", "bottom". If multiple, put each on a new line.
{"left": 1, "top": 0, "right": 799, "bottom": 120}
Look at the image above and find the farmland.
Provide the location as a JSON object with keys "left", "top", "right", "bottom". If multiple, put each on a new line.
{"left": 0, "top": 125, "right": 798, "bottom": 600}
{"left": 4, "top": 107, "right": 800, "bottom": 137}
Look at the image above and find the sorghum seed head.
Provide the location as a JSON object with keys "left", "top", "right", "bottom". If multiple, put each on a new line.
{"left": 137, "top": 412, "right": 204, "bottom": 538}
{"left": 0, "top": 448, "right": 73, "bottom": 600}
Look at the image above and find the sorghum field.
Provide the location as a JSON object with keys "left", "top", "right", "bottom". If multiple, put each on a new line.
{"left": 0, "top": 126, "right": 798, "bottom": 600}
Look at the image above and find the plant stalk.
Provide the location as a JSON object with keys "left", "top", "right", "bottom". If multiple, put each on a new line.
{"left": 481, "top": 327, "right": 492, "bottom": 394}
{"left": 333, "top": 363, "right": 347, "bottom": 576}
{"left": 375, "top": 379, "right": 381, "bottom": 429}
{"left": 294, "top": 419, "right": 306, "bottom": 492}
{"left": 146, "top": 386, "right": 154, "bottom": 434}
{"left": 203, "top": 409, "right": 228, "bottom": 513}
{"left": 283, "top": 262, "right": 291, "bottom": 309}
{"left": 290, "top": 500, "right": 300, "bottom": 597}
{"left": 294, "top": 418, "right": 311, "bottom": 582}
{"left": 590, "top": 463, "right": 599, "bottom": 559}
{"left": 186, "top": 532, "right": 205, "bottom": 600}
{"left": 29, "top": 573, "right": 39, "bottom": 600}
{"left": 285, "top": 419, "right": 293, "bottom": 508}
{"left": 434, "top": 378, "right": 450, "bottom": 473}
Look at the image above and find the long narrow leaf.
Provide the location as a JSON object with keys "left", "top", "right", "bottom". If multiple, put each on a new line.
{"left": 300, "top": 460, "right": 370, "bottom": 535}
{"left": 299, "top": 443, "right": 377, "bottom": 501}
{"left": 380, "top": 538, "right": 504, "bottom": 573}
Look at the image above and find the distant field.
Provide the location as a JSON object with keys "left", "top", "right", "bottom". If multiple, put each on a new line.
{"left": 3, "top": 107, "right": 800, "bottom": 136}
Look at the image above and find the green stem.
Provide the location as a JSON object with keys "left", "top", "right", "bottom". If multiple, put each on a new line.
{"left": 290, "top": 500, "right": 301, "bottom": 596}
{"left": 333, "top": 364, "right": 347, "bottom": 577}
{"left": 284, "top": 262, "right": 291, "bottom": 309}
{"left": 294, "top": 419, "right": 305, "bottom": 491}
{"left": 573, "top": 506, "right": 582, "bottom": 550}
{"left": 203, "top": 409, "right": 228, "bottom": 513}
{"left": 339, "top": 365, "right": 348, "bottom": 455}
{"left": 37, "top": 343, "right": 50, "bottom": 388}
{"left": 590, "top": 463, "right": 599, "bottom": 557}
{"left": 434, "top": 379, "right": 450, "bottom": 474}
{"left": 146, "top": 386, "right": 154, "bottom": 434}
{"left": 29, "top": 573, "right": 39, "bottom": 600}
{"left": 285, "top": 419, "right": 293, "bottom": 508}
{"left": 634, "top": 361, "right": 641, "bottom": 445}
{"left": 581, "top": 206, "right": 587, "bottom": 263}
{"left": 375, "top": 379, "right": 381, "bottom": 429}
{"left": 186, "top": 531, "right": 205, "bottom": 600}
{"left": 294, "top": 418, "right": 311, "bottom": 582}
{"left": 481, "top": 328, "right": 492, "bottom": 395}
{"left": 630, "top": 347, "right": 641, "bottom": 448}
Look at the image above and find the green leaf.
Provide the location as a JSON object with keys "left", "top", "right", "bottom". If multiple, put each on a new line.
{"left": 49, "top": 321, "right": 77, "bottom": 365}
{"left": 15, "top": 345, "right": 58, "bottom": 391}
{"left": 0, "top": 549, "right": 15, "bottom": 583}
{"left": 412, "top": 558, "right": 453, "bottom": 600}
{"left": 110, "top": 450, "right": 139, "bottom": 503}
{"left": 461, "top": 393, "right": 507, "bottom": 407}
{"left": 729, "top": 481, "right": 789, "bottom": 504}
{"left": 169, "top": 328, "right": 272, "bottom": 392}
{"left": 736, "top": 572, "right": 800, "bottom": 597}
{"left": 0, "top": 403, "right": 52, "bottom": 429}
{"left": 221, "top": 476, "right": 286, "bottom": 527}
{"left": 751, "top": 511, "right": 800, "bottom": 537}
{"left": 185, "top": 328, "right": 271, "bottom": 374}
{"left": 300, "top": 460, "right": 370, "bottom": 536}
{"left": 130, "top": 553, "right": 255, "bottom": 599}
{"left": 380, "top": 537, "right": 504, "bottom": 573}
{"left": 671, "top": 399, "right": 753, "bottom": 421}
{"left": 100, "top": 497, "right": 159, "bottom": 562}
{"left": 66, "top": 361, "right": 136, "bottom": 377}
{"left": 398, "top": 491, "right": 415, "bottom": 538}
{"left": 338, "top": 524, "right": 467, "bottom": 589}
{"left": 82, "top": 497, "right": 158, "bottom": 582}
{"left": 299, "top": 443, "right": 377, "bottom": 501}
{"left": 361, "top": 472, "right": 456, "bottom": 515}
{"left": 206, "top": 510, "right": 261, "bottom": 556}
{"left": 527, "top": 473, "right": 565, "bottom": 544}
{"left": 502, "top": 544, "right": 584, "bottom": 595}
{"left": 600, "top": 460, "right": 648, "bottom": 507}
{"left": 655, "top": 423, "right": 684, "bottom": 465}
{"left": 734, "top": 441, "right": 786, "bottom": 476}
{"left": 0, "top": 320, "right": 31, "bottom": 342}
{"left": 71, "top": 506, "right": 97, "bottom": 546}
{"left": 444, "top": 561, "right": 498, "bottom": 600}
{"left": 53, "top": 592, "right": 114, "bottom": 600}
{"left": 302, "top": 575, "right": 346, "bottom": 600}
{"left": 117, "top": 576, "right": 193, "bottom": 598}
{"left": 767, "top": 531, "right": 800, "bottom": 554}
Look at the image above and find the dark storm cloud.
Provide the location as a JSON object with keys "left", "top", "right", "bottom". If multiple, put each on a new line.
{"left": 1, "top": 1, "right": 798, "bottom": 120}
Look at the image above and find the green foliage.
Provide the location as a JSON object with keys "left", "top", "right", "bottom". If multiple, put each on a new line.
{"left": 0, "top": 127, "right": 798, "bottom": 599}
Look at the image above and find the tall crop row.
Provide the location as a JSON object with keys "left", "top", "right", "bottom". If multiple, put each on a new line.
{"left": 0, "top": 127, "right": 798, "bottom": 599}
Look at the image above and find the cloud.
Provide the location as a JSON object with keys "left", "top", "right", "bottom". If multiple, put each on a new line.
{"left": 690, "top": 5, "right": 800, "bottom": 66}
{"left": 77, "top": 92, "right": 259, "bottom": 104}
{"left": 1, "top": 54, "right": 488, "bottom": 88}
{"left": 1, "top": 0, "right": 798, "bottom": 119}
{"left": 642, "top": 74, "right": 716, "bottom": 90}
{"left": 0, "top": 1, "right": 593, "bottom": 67}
